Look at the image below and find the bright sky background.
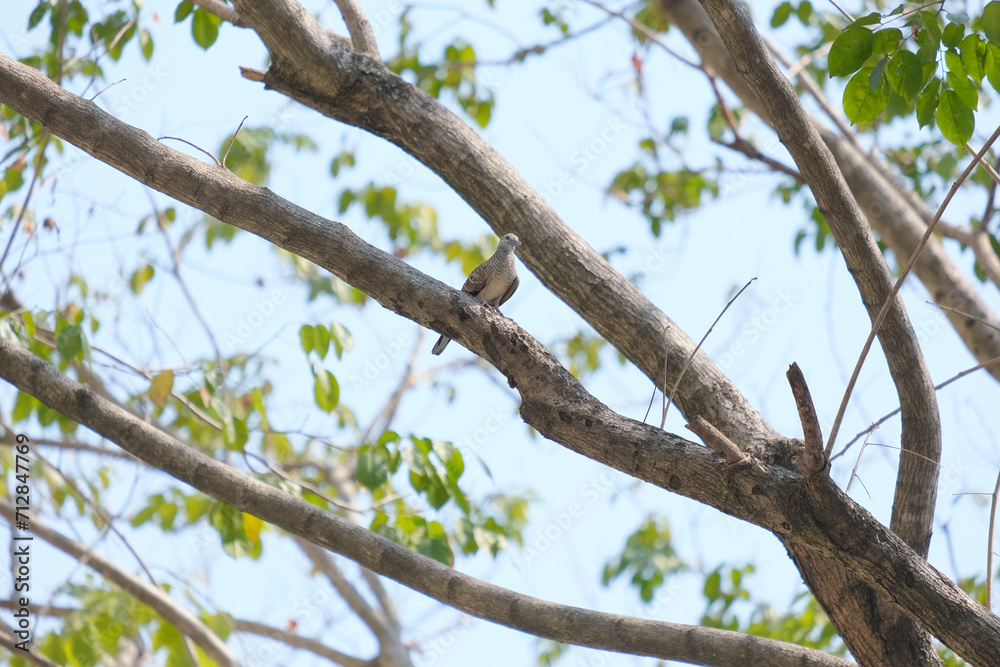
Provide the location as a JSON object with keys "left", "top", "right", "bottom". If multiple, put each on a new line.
{"left": 2, "top": 1, "right": 999, "bottom": 665}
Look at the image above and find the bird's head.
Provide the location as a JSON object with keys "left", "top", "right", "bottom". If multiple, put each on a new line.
{"left": 501, "top": 233, "right": 522, "bottom": 249}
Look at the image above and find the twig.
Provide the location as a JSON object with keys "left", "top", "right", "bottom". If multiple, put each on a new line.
{"left": 786, "top": 363, "right": 825, "bottom": 478}
{"left": 845, "top": 432, "right": 873, "bottom": 494}
{"left": 189, "top": 0, "right": 248, "bottom": 27}
{"left": 242, "top": 450, "right": 361, "bottom": 512}
{"left": 662, "top": 277, "right": 756, "bottom": 427}
{"left": 0, "top": 134, "right": 52, "bottom": 291}
{"left": 222, "top": 115, "right": 248, "bottom": 169}
{"left": 927, "top": 301, "right": 1000, "bottom": 333}
{"left": 707, "top": 76, "right": 803, "bottom": 180}
{"left": 825, "top": 122, "right": 1000, "bottom": 456}
{"left": 89, "top": 78, "right": 125, "bottom": 102}
{"left": 157, "top": 136, "right": 222, "bottom": 166}
{"left": 989, "top": 468, "right": 1000, "bottom": 610}
{"left": 832, "top": 353, "right": 1000, "bottom": 461}
{"left": 685, "top": 416, "right": 747, "bottom": 463}
{"left": 582, "top": 0, "right": 703, "bottom": 71}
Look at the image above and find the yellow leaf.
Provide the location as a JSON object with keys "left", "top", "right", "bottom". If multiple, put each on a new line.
{"left": 242, "top": 512, "right": 263, "bottom": 542}
{"left": 148, "top": 370, "right": 174, "bottom": 407}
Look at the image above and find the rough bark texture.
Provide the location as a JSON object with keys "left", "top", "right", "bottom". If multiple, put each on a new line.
{"left": 653, "top": 0, "right": 1000, "bottom": 385}
{"left": 1, "top": 53, "right": 999, "bottom": 665}
{"left": 0, "top": 337, "right": 850, "bottom": 667}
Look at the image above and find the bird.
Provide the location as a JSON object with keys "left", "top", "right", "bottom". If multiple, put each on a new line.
{"left": 432, "top": 233, "right": 522, "bottom": 355}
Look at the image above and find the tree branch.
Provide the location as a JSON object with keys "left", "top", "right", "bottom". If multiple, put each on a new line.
{"left": 0, "top": 499, "right": 238, "bottom": 667}
{"left": 1, "top": 50, "right": 997, "bottom": 664}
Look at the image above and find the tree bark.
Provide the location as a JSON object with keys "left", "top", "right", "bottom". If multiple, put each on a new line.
{"left": 1, "top": 52, "right": 999, "bottom": 664}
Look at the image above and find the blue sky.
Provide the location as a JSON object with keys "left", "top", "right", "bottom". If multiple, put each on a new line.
{"left": 2, "top": 1, "right": 999, "bottom": 664}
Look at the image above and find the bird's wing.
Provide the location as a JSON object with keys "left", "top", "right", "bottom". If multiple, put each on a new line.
{"left": 497, "top": 274, "right": 519, "bottom": 307}
{"left": 461, "top": 260, "right": 494, "bottom": 297}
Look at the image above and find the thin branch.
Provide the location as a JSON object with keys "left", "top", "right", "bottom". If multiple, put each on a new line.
{"left": 88, "top": 78, "right": 125, "bottom": 102}
{"left": 785, "top": 363, "right": 825, "bottom": 478}
{"left": 333, "top": 0, "right": 380, "bottom": 58}
{"left": 928, "top": 302, "right": 1000, "bottom": 333}
{"left": 582, "top": 0, "right": 703, "bottom": 71}
{"left": 0, "top": 621, "right": 60, "bottom": 667}
{"left": 0, "top": 499, "right": 238, "bottom": 666}
{"left": 156, "top": 136, "right": 222, "bottom": 166}
{"left": 988, "top": 468, "right": 1000, "bottom": 610}
{"left": 685, "top": 416, "right": 747, "bottom": 464}
{"left": 825, "top": 122, "right": 1000, "bottom": 455}
{"left": 662, "top": 277, "right": 756, "bottom": 428}
{"left": 233, "top": 618, "right": 369, "bottom": 667}
{"left": 222, "top": 115, "right": 248, "bottom": 169}
{"left": 833, "top": 353, "right": 1000, "bottom": 461}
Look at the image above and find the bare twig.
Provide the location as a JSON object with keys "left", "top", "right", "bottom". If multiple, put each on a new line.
{"left": 833, "top": 353, "right": 1000, "bottom": 461}
{"left": 927, "top": 302, "right": 1000, "bottom": 333}
{"left": 685, "top": 416, "right": 747, "bottom": 463}
{"left": 825, "top": 122, "right": 1000, "bottom": 455}
{"left": 786, "top": 363, "right": 825, "bottom": 478}
{"left": 222, "top": 115, "right": 248, "bottom": 169}
{"left": 662, "top": 277, "right": 756, "bottom": 427}
{"left": 157, "top": 136, "right": 222, "bottom": 166}
{"left": 583, "top": 0, "right": 703, "bottom": 71}
{"left": 988, "top": 468, "right": 1000, "bottom": 610}
{"left": 89, "top": 78, "right": 125, "bottom": 101}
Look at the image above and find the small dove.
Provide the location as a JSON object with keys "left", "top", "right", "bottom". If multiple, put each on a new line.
{"left": 432, "top": 233, "right": 522, "bottom": 355}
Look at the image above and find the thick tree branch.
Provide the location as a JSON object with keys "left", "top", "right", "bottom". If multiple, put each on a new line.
{"left": 222, "top": 0, "right": 791, "bottom": 462}
{"left": 0, "top": 340, "right": 854, "bottom": 667}
{"left": 697, "top": 1, "right": 942, "bottom": 662}
{"left": 1, "top": 52, "right": 997, "bottom": 664}
{"left": 0, "top": 499, "right": 238, "bottom": 667}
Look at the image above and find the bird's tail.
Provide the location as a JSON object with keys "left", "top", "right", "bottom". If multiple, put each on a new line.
{"left": 431, "top": 335, "right": 451, "bottom": 355}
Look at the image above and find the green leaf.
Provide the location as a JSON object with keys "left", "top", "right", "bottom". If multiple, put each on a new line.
{"left": 139, "top": 28, "right": 154, "bottom": 60}
{"left": 299, "top": 325, "right": 315, "bottom": 354}
{"left": 853, "top": 12, "right": 881, "bottom": 26}
{"left": 829, "top": 25, "right": 874, "bottom": 77}
{"left": 28, "top": 2, "right": 50, "bottom": 29}
{"left": 936, "top": 90, "right": 974, "bottom": 144}
{"left": 961, "top": 34, "right": 986, "bottom": 82}
{"left": 771, "top": 2, "right": 792, "bottom": 28}
{"left": 314, "top": 325, "right": 330, "bottom": 359}
{"left": 946, "top": 51, "right": 978, "bottom": 108}
{"left": 844, "top": 67, "right": 889, "bottom": 123}
{"left": 313, "top": 369, "right": 339, "bottom": 412}
{"left": 984, "top": 1, "right": 1000, "bottom": 45}
{"left": 887, "top": 50, "right": 923, "bottom": 101}
{"left": 869, "top": 56, "right": 887, "bottom": 89}
{"left": 129, "top": 264, "right": 155, "bottom": 294}
{"left": 985, "top": 44, "right": 1000, "bottom": 93}
{"left": 56, "top": 324, "right": 84, "bottom": 360}
{"left": 916, "top": 79, "right": 940, "bottom": 127}
{"left": 872, "top": 28, "right": 903, "bottom": 54}
{"left": 356, "top": 445, "right": 389, "bottom": 489}
{"left": 174, "top": 0, "right": 193, "bottom": 22}
{"left": 191, "top": 8, "right": 220, "bottom": 49}
{"left": 943, "top": 22, "right": 964, "bottom": 48}
{"left": 12, "top": 391, "right": 35, "bottom": 423}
